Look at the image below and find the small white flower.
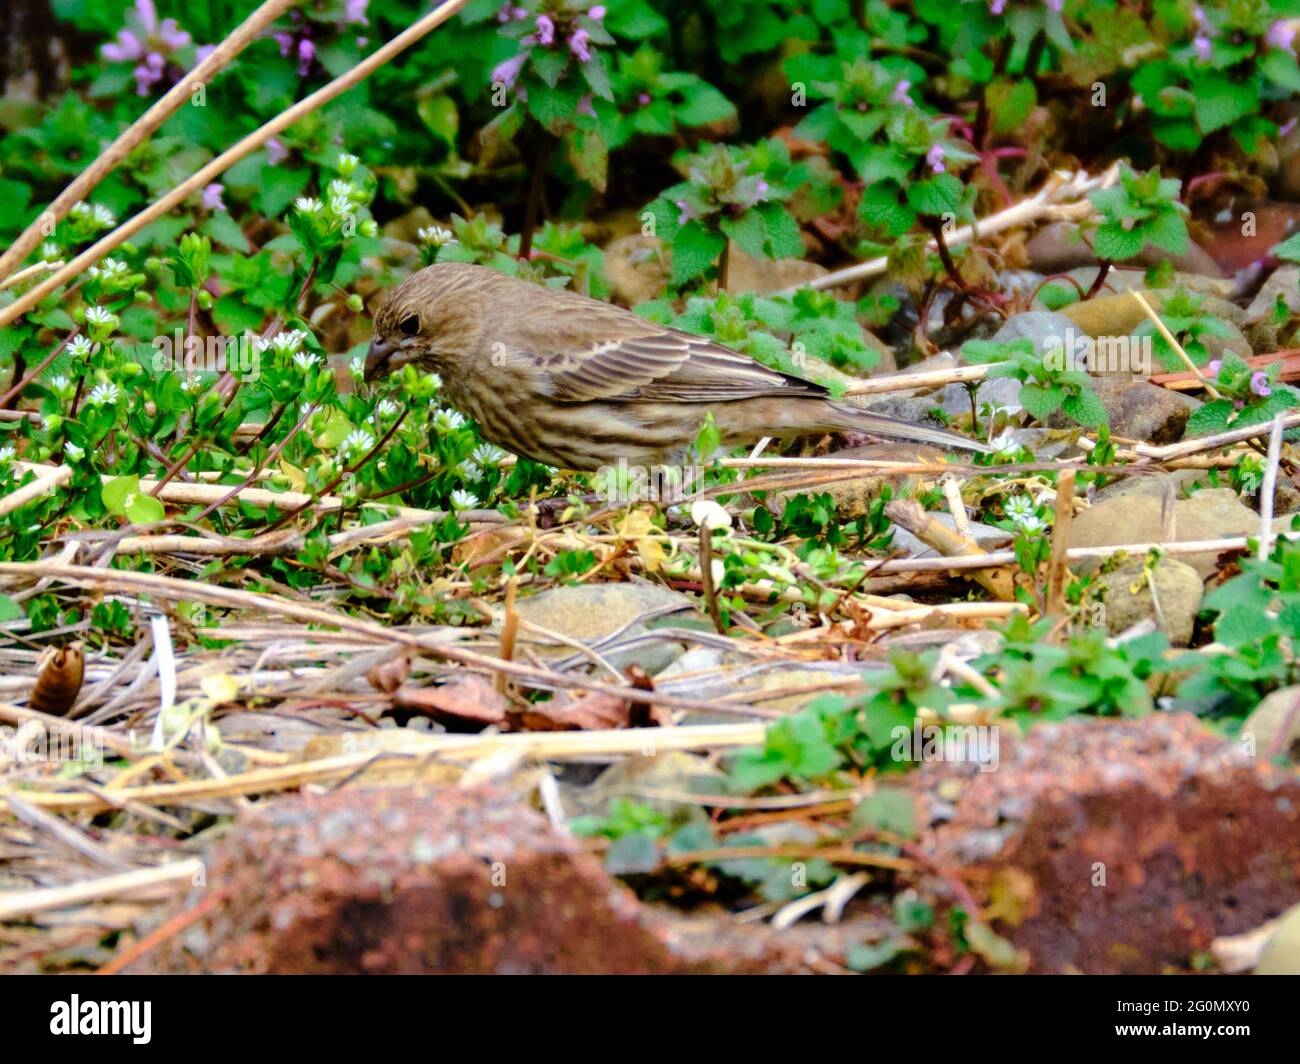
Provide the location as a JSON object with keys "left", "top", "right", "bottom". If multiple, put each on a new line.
{"left": 182, "top": 375, "right": 204, "bottom": 393}
{"left": 350, "top": 354, "right": 365, "bottom": 378}
{"left": 449, "top": 489, "right": 476, "bottom": 511}
{"left": 89, "top": 257, "right": 128, "bottom": 280}
{"left": 91, "top": 204, "right": 115, "bottom": 229}
{"left": 425, "top": 372, "right": 443, "bottom": 391}
{"left": 417, "top": 225, "right": 455, "bottom": 247}
{"left": 270, "top": 329, "right": 307, "bottom": 355}
{"left": 67, "top": 336, "right": 94, "bottom": 358}
{"left": 292, "top": 350, "right": 320, "bottom": 371}
{"left": 339, "top": 428, "right": 375, "bottom": 457}
{"left": 84, "top": 306, "right": 115, "bottom": 327}
{"left": 64, "top": 442, "right": 85, "bottom": 461}
{"left": 327, "top": 178, "right": 355, "bottom": 200}
{"left": 377, "top": 398, "right": 401, "bottom": 418}
{"left": 40, "top": 242, "right": 60, "bottom": 260}
{"left": 1004, "top": 495, "right": 1035, "bottom": 521}
{"left": 1015, "top": 514, "right": 1047, "bottom": 535}
{"left": 434, "top": 409, "right": 465, "bottom": 432}
{"left": 472, "top": 443, "right": 506, "bottom": 467}
{"left": 338, "top": 152, "right": 360, "bottom": 174}
{"left": 294, "top": 197, "right": 323, "bottom": 214}
{"left": 461, "top": 462, "right": 483, "bottom": 482}
{"left": 690, "top": 499, "right": 732, "bottom": 530}
{"left": 988, "top": 429, "right": 1018, "bottom": 453}
{"left": 88, "top": 381, "right": 121, "bottom": 406}
{"left": 50, "top": 375, "right": 69, "bottom": 392}
{"left": 329, "top": 196, "right": 354, "bottom": 219}
{"left": 0, "top": 446, "right": 15, "bottom": 463}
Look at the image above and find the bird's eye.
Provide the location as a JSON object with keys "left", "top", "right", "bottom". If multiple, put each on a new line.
{"left": 399, "top": 314, "right": 420, "bottom": 336}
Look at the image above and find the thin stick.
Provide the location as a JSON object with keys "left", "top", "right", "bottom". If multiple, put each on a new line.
{"left": 0, "top": 465, "right": 72, "bottom": 519}
{"left": 1258, "top": 413, "right": 1286, "bottom": 561}
{"left": 0, "top": 859, "right": 205, "bottom": 921}
{"left": 0, "top": 0, "right": 298, "bottom": 283}
{"left": 1135, "top": 411, "right": 1300, "bottom": 461}
{"left": 1129, "top": 290, "right": 1220, "bottom": 399}
{"left": 1045, "top": 469, "right": 1076, "bottom": 616}
{"left": 0, "top": 0, "right": 471, "bottom": 329}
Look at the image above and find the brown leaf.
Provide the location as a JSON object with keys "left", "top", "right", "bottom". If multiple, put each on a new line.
{"left": 367, "top": 653, "right": 412, "bottom": 694}
{"left": 30, "top": 642, "right": 84, "bottom": 717}
{"left": 513, "top": 691, "right": 631, "bottom": 732}
{"left": 393, "top": 675, "right": 508, "bottom": 730}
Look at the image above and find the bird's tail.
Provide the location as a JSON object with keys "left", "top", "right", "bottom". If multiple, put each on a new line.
{"left": 825, "top": 402, "right": 993, "bottom": 454}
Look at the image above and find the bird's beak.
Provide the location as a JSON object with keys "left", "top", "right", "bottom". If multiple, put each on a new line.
{"left": 363, "top": 337, "right": 396, "bottom": 383}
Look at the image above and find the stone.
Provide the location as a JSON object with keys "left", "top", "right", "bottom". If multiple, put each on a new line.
{"left": 1245, "top": 265, "right": 1300, "bottom": 330}
{"left": 1242, "top": 685, "right": 1300, "bottom": 765}
{"left": 1069, "top": 487, "right": 1260, "bottom": 577}
{"left": 921, "top": 714, "right": 1300, "bottom": 974}
{"left": 604, "top": 233, "right": 668, "bottom": 306}
{"left": 724, "top": 243, "right": 825, "bottom": 295}
{"left": 141, "top": 785, "right": 828, "bottom": 974}
{"left": 991, "top": 310, "right": 1082, "bottom": 360}
{"left": 1060, "top": 289, "right": 1247, "bottom": 347}
{"left": 1256, "top": 903, "right": 1300, "bottom": 975}
{"left": 497, "top": 583, "right": 700, "bottom": 676}
{"left": 1047, "top": 378, "right": 1199, "bottom": 444}
{"left": 1093, "top": 558, "right": 1204, "bottom": 646}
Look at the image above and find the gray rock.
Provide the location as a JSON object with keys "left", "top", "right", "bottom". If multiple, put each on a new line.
{"left": 1094, "top": 558, "right": 1204, "bottom": 646}
{"left": 991, "top": 310, "right": 1080, "bottom": 361}
{"left": 1070, "top": 487, "right": 1261, "bottom": 577}
{"left": 1242, "top": 685, "right": 1300, "bottom": 765}
{"left": 1047, "top": 378, "right": 1200, "bottom": 444}
{"left": 499, "top": 583, "right": 700, "bottom": 675}
{"left": 1245, "top": 265, "right": 1300, "bottom": 327}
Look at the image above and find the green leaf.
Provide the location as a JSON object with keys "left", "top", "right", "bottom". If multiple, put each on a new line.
{"left": 604, "top": 832, "right": 661, "bottom": 874}
{"left": 850, "top": 788, "right": 917, "bottom": 839}
{"left": 1060, "top": 389, "right": 1108, "bottom": 428}
{"left": 1193, "top": 74, "right": 1257, "bottom": 135}
{"left": 102, "top": 475, "right": 140, "bottom": 517}
{"left": 0, "top": 594, "right": 25, "bottom": 622}
{"left": 905, "top": 174, "right": 963, "bottom": 218}
{"left": 669, "top": 221, "right": 726, "bottom": 285}
{"left": 985, "top": 77, "right": 1037, "bottom": 134}
{"left": 1142, "top": 210, "right": 1189, "bottom": 256}
{"left": 126, "top": 492, "right": 166, "bottom": 525}
{"left": 859, "top": 182, "right": 915, "bottom": 236}
{"left": 1093, "top": 223, "right": 1145, "bottom": 261}
{"left": 1020, "top": 383, "right": 1065, "bottom": 421}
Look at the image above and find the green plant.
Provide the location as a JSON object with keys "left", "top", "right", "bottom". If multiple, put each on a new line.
{"left": 1085, "top": 162, "right": 1189, "bottom": 295}
{"left": 961, "top": 337, "right": 1108, "bottom": 429}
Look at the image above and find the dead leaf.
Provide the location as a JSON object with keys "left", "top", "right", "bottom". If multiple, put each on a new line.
{"left": 29, "top": 642, "right": 84, "bottom": 717}
{"left": 393, "top": 674, "right": 508, "bottom": 729}
{"left": 367, "top": 653, "right": 412, "bottom": 694}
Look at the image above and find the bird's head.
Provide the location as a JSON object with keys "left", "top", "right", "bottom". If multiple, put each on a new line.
{"left": 364, "top": 263, "right": 491, "bottom": 383}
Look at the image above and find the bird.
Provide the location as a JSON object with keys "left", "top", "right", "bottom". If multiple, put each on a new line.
{"left": 363, "top": 263, "right": 989, "bottom": 472}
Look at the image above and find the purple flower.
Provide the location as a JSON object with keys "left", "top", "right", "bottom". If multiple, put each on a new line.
{"left": 1193, "top": 34, "right": 1212, "bottom": 61}
{"left": 675, "top": 199, "right": 698, "bottom": 226}
{"left": 1207, "top": 359, "right": 1222, "bottom": 375}
{"left": 103, "top": 30, "right": 143, "bottom": 62}
{"left": 266, "top": 137, "right": 289, "bottom": 165}
{"left": 1251, "top": 371, "right": 1272, "bottom": 397}
{"left": 1268, "top": 20, "right": 1296, "bottom": 52}
{"left": 1192, "top": 6, "right": 1208, "bottom": 26}
{"left": 589, "top": 5, "right": 606, "bottom": 19}
{"left": 926, "top": 143, "right": 946, "bottom": 173}
{"left": 534, "top": 14, "right": 555, "bottom": 46}
{"left": 497, "top": 3, "right": 527, "bottom": 21}
{"left": 1044, "top": 0, "right": 1063, "bottom": 11}
{"left": 890, "top": 79, "right": 912, "bottom": 105}
{"left": 569, "top": 29, "right": 592, "bottom": 62}
{"left": 200, "top": 183, "right": 226, "bottom": 212}
{"left": 638, "top": 92, "right": 651, "bottom": 105}
{"left": 989, "top": 0, "right": 1007, "bottom": 13}
{"left": 1281, "top": 116, "right": 1299, "bottom": 138}
{"left": 273, "top": 31, "right": 294, "bottom": 57}
{"left": 158, "top": 18, "right": 190, "bottom": 50}
{"left": 133, "top": 51, "right": 165, "bottom": 95}
{"left": 296, "top": 38, "right": 315, "bottom": 76}
{"left": 345, "top": 0, "right": 370, "bottom": 26}
{"left": 576, "top": 94, "right": 596, "bottom": 118}
{"left": 492, "top": 52, "right": 528, "bottom": 89}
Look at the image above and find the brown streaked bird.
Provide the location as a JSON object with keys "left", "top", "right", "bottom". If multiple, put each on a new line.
{"left": 364, "top": 263, "right": 989, "bottom": 471}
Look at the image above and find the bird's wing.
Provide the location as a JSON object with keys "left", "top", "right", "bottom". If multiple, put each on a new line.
{"left": 524, "top": 323, "right": 829, "bottom": 404}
